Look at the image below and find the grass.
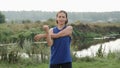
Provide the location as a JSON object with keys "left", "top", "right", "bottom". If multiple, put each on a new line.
{"left": 0, "top": 62, "right": 48, "bottom": 68}
{"left": 73, "top": 59, "right": 120, "bottom": 68}
{"left": 1, "top": 58, "right": 120, "bottom": 68}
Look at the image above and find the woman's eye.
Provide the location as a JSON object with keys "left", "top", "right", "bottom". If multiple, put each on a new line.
{"left": 62, "top": 16, "right": 65, "bottom": 18}
{"left": 58, "top": 16, "right": 65, "bottom": 18}
{"left": 58, "top": 16, "right": 61, "bottom": 18}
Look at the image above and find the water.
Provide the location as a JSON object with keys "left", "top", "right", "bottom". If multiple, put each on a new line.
{"left": 74, "top": 39, "right": 120, "bottom": 57}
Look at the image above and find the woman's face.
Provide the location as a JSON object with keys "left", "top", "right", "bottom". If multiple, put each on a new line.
{"left": 56, "top": 12, "right": 67, "bottom": 25}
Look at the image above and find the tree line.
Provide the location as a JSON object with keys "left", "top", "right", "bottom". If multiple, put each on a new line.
{"left": 1, "top": 11, "right": 120, "bottom": 23}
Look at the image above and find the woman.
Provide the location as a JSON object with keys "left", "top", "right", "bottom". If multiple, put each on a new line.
{"left": 34, "top": 10, "right": 73, "bottom": 68}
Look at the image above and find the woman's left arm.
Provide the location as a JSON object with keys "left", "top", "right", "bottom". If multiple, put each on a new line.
{"left": 51, "top": 26, "right": 73, "bottom": 38}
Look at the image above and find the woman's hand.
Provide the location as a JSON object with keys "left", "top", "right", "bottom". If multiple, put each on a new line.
{"left": 43, "top": 25, "right": 49, "bottom": 34}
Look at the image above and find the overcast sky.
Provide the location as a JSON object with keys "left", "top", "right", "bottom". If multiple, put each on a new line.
{"left": 0, "top": 0, "right": 120, "bottom": 12}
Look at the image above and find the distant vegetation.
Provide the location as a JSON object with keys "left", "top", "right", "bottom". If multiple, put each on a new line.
{"left": 1, "top": 11, "right": 120, "bottom": 23}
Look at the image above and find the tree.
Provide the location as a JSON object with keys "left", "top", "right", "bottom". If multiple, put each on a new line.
{"left": 0, "top": 12, "right": 5, "bottom": 23}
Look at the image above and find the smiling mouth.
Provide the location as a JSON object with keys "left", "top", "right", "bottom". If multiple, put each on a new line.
{"left": 59, "top": 20, "right": 64, "bottom": 22}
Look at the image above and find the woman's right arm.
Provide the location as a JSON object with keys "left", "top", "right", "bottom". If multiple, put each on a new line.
{"left": 46, "top": 28, "right": 53, "bottom": 46}
{"left": 34, "top": 25, "right": 53, "bottom": 46}
{"left": 43, "top": 25, "right": 53, "bottom": 46}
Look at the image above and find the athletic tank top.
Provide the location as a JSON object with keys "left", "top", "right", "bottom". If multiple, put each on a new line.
{"left": 50, "top": 26, "right": 72, "bottom": 64}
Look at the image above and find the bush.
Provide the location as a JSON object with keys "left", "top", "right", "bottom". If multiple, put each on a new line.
{"left": 0, "top": 12, "right": 5, "bottom": 23}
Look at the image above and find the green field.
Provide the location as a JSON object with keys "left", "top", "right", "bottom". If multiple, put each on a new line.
{"left": 1, "top": 59, "right": 120, "bottom": 68}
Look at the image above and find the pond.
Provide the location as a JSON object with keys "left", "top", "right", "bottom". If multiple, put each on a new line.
{"left": 74, "top": 39, "right": 120, "bottom": 57}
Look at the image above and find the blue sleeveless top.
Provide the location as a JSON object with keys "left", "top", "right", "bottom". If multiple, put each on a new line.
{"left": 50, "top": 26, "right": 72, "bottom": 64}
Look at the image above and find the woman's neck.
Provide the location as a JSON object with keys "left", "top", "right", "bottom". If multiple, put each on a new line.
{"left": 57, "top": 24, "right": 66, "bottom": 30}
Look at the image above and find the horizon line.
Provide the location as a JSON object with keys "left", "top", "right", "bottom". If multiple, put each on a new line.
{"left": 1, "top": 10, "right": 120, "bottom": 13}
